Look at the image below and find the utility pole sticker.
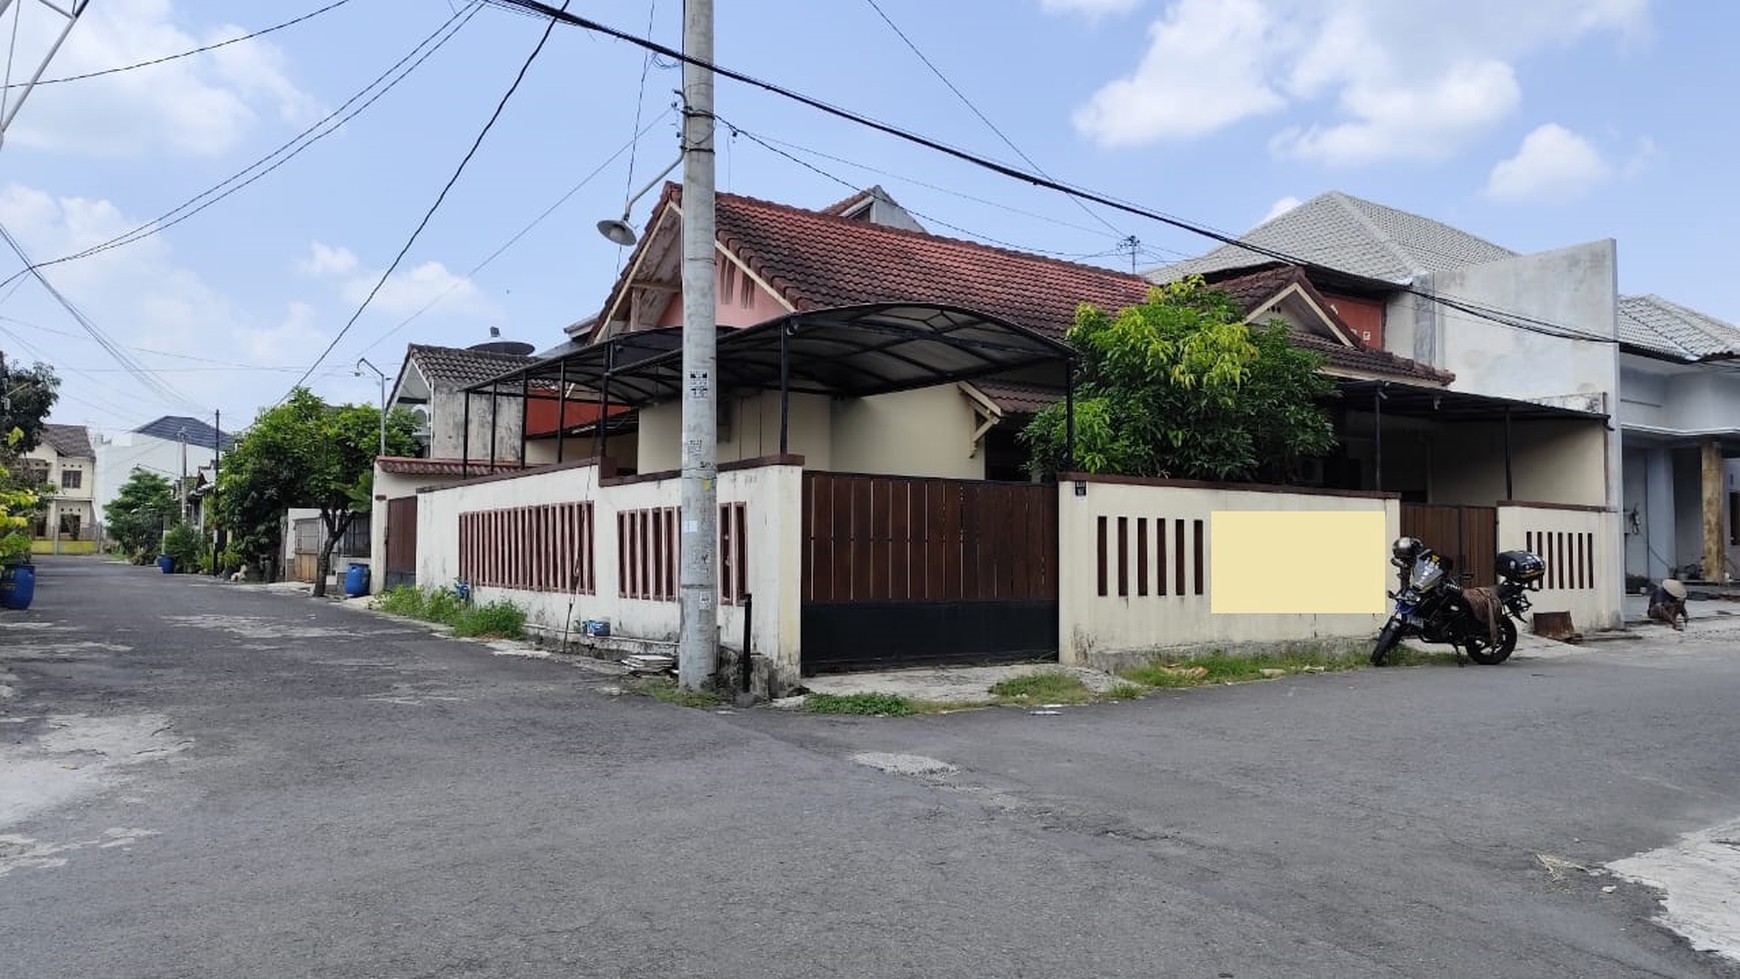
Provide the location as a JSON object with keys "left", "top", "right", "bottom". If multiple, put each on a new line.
{"left": 688, "top": 370, "right": 710, "bottom": 399}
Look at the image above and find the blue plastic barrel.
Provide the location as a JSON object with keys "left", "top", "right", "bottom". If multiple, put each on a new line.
{"left": 344, "top": 562, "right": 371, "bottom": 597}
{"left": 0, "top": 564, "right": 35, "bottom": 610}
{"left": 157, "top": 555, "right": 174, "bottom": 574}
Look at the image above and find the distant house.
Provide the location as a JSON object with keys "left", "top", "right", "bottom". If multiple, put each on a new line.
{"left": 94, "top": 415, "right": 235, "bottom": 539}
{"left": 23, "top": 423, "right": 97, "bottom": 555}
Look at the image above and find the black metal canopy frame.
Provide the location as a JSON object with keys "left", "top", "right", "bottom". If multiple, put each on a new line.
{"left": 1339, "top": 378, "right": 1611, "bottom": 497}
{"left": 458, "top": 303, "right": 1081, "bottom": 478}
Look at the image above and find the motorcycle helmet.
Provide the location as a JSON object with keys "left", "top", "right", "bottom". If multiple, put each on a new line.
{"left": 1391, "top": 537, "right": 1424, "bottom": 567}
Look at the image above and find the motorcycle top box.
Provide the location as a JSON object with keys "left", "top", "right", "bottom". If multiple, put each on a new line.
{"left": 1496, "top": 550, "right": 1546, "bottom": 587}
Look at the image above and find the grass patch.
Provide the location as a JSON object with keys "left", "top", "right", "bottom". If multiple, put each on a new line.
{"left": 372, "top": 585, "right": 526, "bottom": 639}
{"left": 1121, "top": 648, "right": 1369, "bottom": 690}
{"left": 1104, "top": 683, "right": 1149, "bottom": 700}
{"left": 451, "top": 600, "right": 527, "bottom": 639}
{"left": 627, "top": 676, "right": 726, "bottom": 708}
{"left": 373, "top": 584, "right": 425, "bottom": 617}
{"left": 989, "top": 670, "right": 1096, "bottom": 705}
{"left": 805, "top": 692, "right": 917, "bottom": 716}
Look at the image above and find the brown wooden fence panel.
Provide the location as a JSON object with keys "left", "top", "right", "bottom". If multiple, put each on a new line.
{"left": 1401, "top": 503, "right": 1497, "bottom": 587}
{"left": 385, "top": 496, "right": 418, "bottom": 588}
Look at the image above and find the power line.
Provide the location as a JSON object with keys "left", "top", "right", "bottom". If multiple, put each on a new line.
{"left": 481, "top": 0, "right": 1623, "bottom": 349}
{"left": 859, "top": 0, "right": 1127, "bottom": 240}
{"left": 350, "top": 104, "right": 677, "bottom": 361}
{"left": 1, "top": 0, "right": 354, "bottom": 90}
{"left": 0, "top": 2, "right": 481, "bottom": 294}
{"left": 724, "top": 119, "right": 1114, "bottom": 262}
{"left": 285, "top": 1, "right": 572, "bottom": 397}
{"left": 0, "top": 314, "right": 302, "bottom": 369}
{"left": 0, "top": 221, "right": 204, "bottom": 412}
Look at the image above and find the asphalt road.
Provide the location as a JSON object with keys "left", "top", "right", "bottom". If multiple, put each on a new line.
{"left": 3, "top": 558, "right": 1738, "bottom": 978}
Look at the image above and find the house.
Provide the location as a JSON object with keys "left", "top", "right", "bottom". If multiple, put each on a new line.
{"left": 1153, "top": 191, "right": 1626, "bottom": 630}
{"left": 385, "top": 184, "right": 1621, "bottom": 688}
{"left": 1612, "top": 294, "right": 1740, "bottom": 585}
{"left": 94, "top": 415, "right": 235, "bottom": 539}
{"left": 22, "top": 423, "right": 97, "bottom": 555}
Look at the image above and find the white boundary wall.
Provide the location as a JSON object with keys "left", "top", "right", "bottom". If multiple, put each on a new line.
{"left": 416, "top": 459, "right": 804, "bottom": 676}
{"left": 1497, "top": 503, "right": 1622, "bottom": 631}
{"left": 1058, "top": 477, "right": 1400, "bottom": 666}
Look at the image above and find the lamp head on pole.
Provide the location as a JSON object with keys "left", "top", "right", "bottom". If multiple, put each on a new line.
{"left": 596, "top": 216, "right": 639, "bottom": 247}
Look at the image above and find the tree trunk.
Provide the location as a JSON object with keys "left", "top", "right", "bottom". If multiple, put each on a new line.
{"left": 312, "top": 510, "right": 354, "bottom": 598}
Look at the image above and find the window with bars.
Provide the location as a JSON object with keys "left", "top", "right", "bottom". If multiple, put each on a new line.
{"left": 458, "top": 502, "right": 597, "bottom": 594}
{"left": 616, "top": 503, "right": 751, "bottom": 604}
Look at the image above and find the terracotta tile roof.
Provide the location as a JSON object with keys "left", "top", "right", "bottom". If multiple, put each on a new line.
{"left": 41, "top": 423, "right": 94, "bottom": 458}
{"left": 377, "top": 457, "right": 526, "bottom": 477}
{"left": 407, "top": 344, "right": 538, "bottom": 387}
{"left": 703, "top": 187, "right": 1155, "bottom": 341}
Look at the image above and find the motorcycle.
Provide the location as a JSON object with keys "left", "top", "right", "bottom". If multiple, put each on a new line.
{"left": 1370, "top": 537, "right": 1546, "bottom": 667}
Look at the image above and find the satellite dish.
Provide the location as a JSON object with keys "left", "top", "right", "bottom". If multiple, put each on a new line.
{"left": 597, "top": 217, "right": 639, "bottom": 247}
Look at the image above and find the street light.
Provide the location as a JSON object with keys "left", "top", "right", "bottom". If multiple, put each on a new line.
{"left": 595, "top": 155, "right": 683, "bottom": 248}
{"left": 355, "top": 357, "right": 387, "bottom": 456}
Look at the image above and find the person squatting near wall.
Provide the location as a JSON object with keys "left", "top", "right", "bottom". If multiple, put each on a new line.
{"left": 1647, "top": 578, "right": 1688, "bottom": 631}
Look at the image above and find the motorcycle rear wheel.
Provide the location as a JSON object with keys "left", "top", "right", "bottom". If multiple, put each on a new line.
{"left": 1463, "top": 617, "right": 1517, "bottom": 665}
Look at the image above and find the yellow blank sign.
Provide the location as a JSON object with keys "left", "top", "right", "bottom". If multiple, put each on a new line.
{"left": 1210, "top": 510, "right": 1387, "bottom": 614}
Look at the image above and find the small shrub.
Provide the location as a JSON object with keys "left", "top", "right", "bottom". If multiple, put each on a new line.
{"left": 1105, "top": 683, "right": 1148, "bottom": 700}
{"left": 805, "top": 692, "right": 915, "bottom": 716}
{"left": 421, "top": 588, "right": 466, "bottom": 626}
{"left": 453, "top": 600, "right": 527, "bottom": 639}
{"left": 162, "top": 523, "right": 205, "bottom": 572}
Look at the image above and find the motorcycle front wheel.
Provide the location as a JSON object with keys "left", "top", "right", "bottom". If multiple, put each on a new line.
{"left": 1463, "top": 617, "right": 1518, "bottom": 665}
{"left": 1371, "top": 619, "right": 1404, "bottom": 666}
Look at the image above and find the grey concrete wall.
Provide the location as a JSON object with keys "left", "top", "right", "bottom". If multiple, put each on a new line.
{"left": 425, "top": 384, "right": 524, "bottom": 463}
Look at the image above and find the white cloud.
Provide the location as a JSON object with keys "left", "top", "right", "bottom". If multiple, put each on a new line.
{"left": 1262, "top": 195, "right": 1302, "bottom": 223}
{"left": 1073, "top": 0, "right": 1285, "bottom": 147}
{"left": 1484, "top": 123, "right": 1613, "bottom": 203}
{"left": 1271, "top": 59, "right": 1521, "bottom": 165}
{"left": 1073, "top": 0, "right": 1652, "bottom": 163}
{"left": 1041, "top": 0, "right": 1144, "bottom": 18}
{"left": 339, "top": 259, "right": 496, "bottom": 320}
{"left": 298, "top": 242, "right": 359, "bottom": 278}
{"left": 5, "top": 0, "right": 320, "bottom": 157}
{"left": 0, "top": 182, "right": 330, "bottom": 425}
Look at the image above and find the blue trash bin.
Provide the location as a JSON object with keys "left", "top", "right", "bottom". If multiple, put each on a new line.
{"left": 157, "top": 555, "right": 174, "bottom": 574}
{"left": 0, "top": 563, "right": 36, "bottom": 610}
{"left": 344, "top": 562, "right": 371, "bottom": 597}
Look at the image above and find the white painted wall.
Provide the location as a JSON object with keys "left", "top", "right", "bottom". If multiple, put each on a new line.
{"left": 1057, "top": 478, "right": 1400, "bottom": 665}
{"left": 93, "top": 433, "right": 214, "bottom": 534}
{"left": 416, "top": 460, "right": 804, "bottom": 677}
{"left": 1497, "top": 504, "right": 1621, "bottom": 630}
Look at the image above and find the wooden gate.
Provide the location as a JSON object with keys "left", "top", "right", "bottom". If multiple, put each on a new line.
{"left": 1401, "top": 504, "right": 1497, "bottom": 587}
{"left": 800, "top": 472, "right": 1058, "bottom": 675}
{"left": 384, "top": 496, "right": 418, "bottom": 590}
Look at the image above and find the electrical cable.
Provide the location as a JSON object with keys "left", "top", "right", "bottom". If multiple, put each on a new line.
{"left": 859, "top": 0, "right": 1127, "bottom": 240}
{"left": 479, "top": 0, "right": 1625, "bottom": 349}
{"left": 0, "top": 222, "right": 203, "bottom": 412}
{"left": 0, "top": 2, "right": 481, "bottom": 294}
{"left": 724, "top": 118, "right": 1107, "bottom": 260}
{"left": 285, "top": 1, "right": 572, "bottom": 398}
{"left": 348, "top": 104, "right": 677, "bottom": 361}
{"left": 2, "top": 0, "right": 354, "bottom": 89}
{"left": 1, "top": 314, "right": 302, "bottom": 369}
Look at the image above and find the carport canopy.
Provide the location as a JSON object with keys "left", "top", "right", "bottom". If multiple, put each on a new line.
{"left": 461, "top": 302, "right": 1082, "bottom": 467}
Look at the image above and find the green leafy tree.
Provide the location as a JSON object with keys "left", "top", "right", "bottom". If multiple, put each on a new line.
{"left": 1023, "top": 276, "right": 1338, "bottom": 483}
{"left": 104, "top": 469, "right": 177, "bottom": 561}
{"left": 216, "top": 388, "right": 418, "bottom": 596}
{"left": 0, "top": 360, "right": 61, "bottom": 454}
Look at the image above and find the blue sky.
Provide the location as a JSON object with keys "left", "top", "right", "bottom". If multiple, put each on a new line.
{"left": 1, "top": 0, "right": 1730, "bottom": 437}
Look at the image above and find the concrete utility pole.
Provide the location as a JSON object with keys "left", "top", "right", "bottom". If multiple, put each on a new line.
{"left": 1702, "top": 438, "right": 1725, "bottom": 583}
{"left": 677, "top": 0, "right": 719, "bottom": 691}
